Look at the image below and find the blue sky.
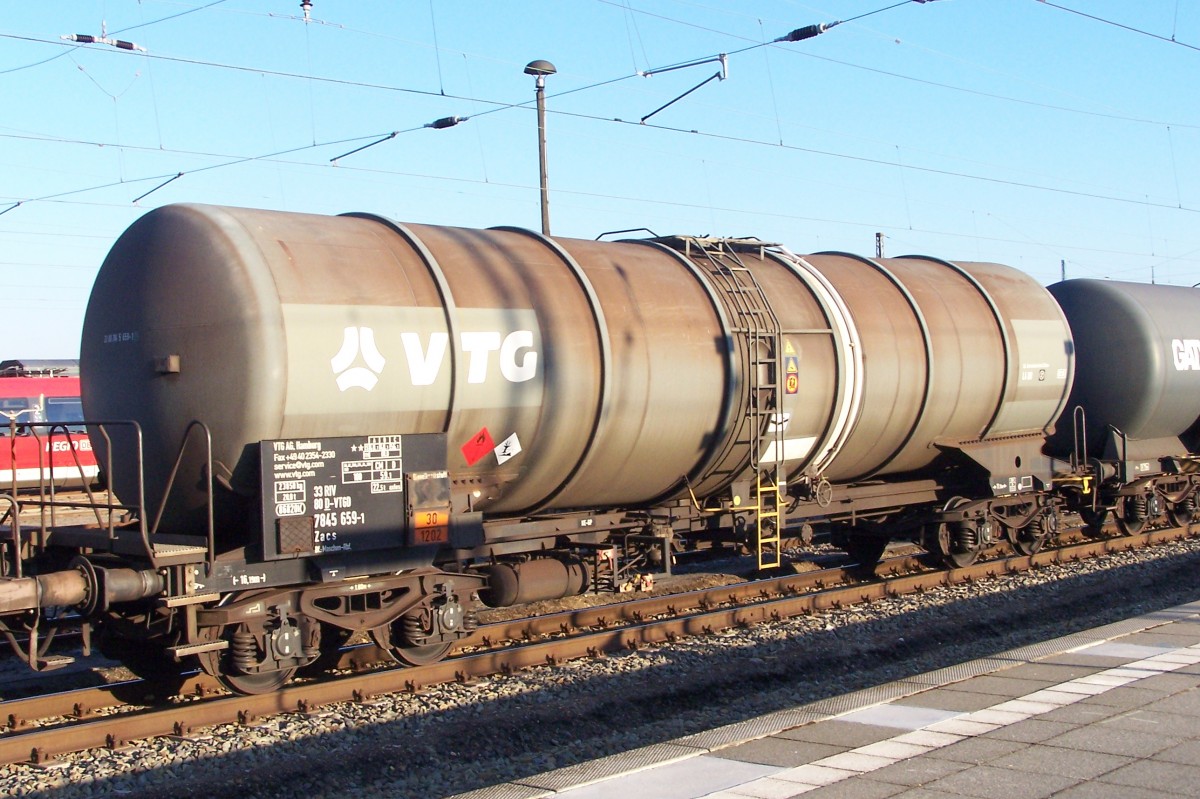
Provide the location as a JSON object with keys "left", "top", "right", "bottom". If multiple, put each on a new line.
{"left": 3, "top": 1, "right": 1198, "bottom": 357}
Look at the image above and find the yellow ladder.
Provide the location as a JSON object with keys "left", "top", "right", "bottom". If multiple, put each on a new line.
{"left": 756, "top": 467, "right": 784, "bottom": 569}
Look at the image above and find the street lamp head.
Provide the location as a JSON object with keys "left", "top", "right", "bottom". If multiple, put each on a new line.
{"left": 524, "top": 59, "right": 557, "bottom": 77}
{"left": 524, "top": 59, "right": 555, "bottom": 236}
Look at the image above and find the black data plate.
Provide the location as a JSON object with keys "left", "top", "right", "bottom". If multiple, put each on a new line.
{"left": 258, "top": 433, "right": 446, "bottom": 560}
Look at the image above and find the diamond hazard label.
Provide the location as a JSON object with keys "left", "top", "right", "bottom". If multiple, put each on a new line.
{"left": 494, "top": 433, "right": 522, "bottom": 465}
{"left": 461, "top": 428, "right": 495, "bottom": 466}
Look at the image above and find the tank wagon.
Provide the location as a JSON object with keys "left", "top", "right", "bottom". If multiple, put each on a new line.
{"left": 0, "top": 203, "right": 1195, "bottom": 694}
{"left": 1047, "top": 280, "right": 1200, "bottom": 534}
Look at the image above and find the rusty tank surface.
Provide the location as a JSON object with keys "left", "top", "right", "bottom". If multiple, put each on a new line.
{"left": 81, "top": 204, "right": 1072, "bottom": 536}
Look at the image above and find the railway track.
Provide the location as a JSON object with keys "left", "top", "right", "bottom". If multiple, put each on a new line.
{"left": 1, "top": 523, "right": 1193, "bottom": 767}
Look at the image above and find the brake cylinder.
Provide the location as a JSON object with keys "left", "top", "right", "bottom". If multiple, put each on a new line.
{"left": 480, "top": 556, "right": 591, "bottom": 607}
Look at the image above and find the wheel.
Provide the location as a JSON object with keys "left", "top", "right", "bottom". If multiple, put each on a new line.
{"left": 1115, "top": 494, "right": 1150, "bottom": 536}
{"left": 932, "top": 498, "right": 984, "bottom": 568}
{"left": 998, "top": 503, "right": 1037, "bottom": 556}
{"left": 217, "top": 666, "right": 297, "bottom": 695}
{"left": 935, "top": 520, "right": 983, "bottom": 568}
{"left": 1080, "top": 506, "right": 1109, "bottom": 536}
{"left": 368, "top": 575, "right": 479, "bottom": 667}
{"left": 1167, "top": 489, "right": 1200, "bottom": 528}
{"left": 297, "top": 623, "right": 353, "bottom": 677}
{"left": 390, "top": 640, "right": 454, "bottom": 666}
{"left": 1007, "top": 507, "right": 1056, "bottom": 556}
{"left": 370, "top": 617, "right": 455, "bottom": 666}
{"left": 195, "top": 624, "right": 299, "bottom": 695}
{"left": 1006, "top": 523, "right": 1042, "bottom": 556}
{"left": 370, "top": 602, "right": 461, "bottom": 667}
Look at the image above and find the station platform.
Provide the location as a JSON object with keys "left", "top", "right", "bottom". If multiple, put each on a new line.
{"left": 455, "top": 598, "right": 1200, "bottom": 799}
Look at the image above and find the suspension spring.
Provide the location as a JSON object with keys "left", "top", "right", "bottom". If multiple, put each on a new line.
{"left": 231, "top": 628, "right": 258, "bottom": 673}
{"left": 402, "top": 611, "right": 431, "bottom": 647}
{"left": 953, "top": 523, "right": 980, "bottom": 552}
{"left": 1132, "top": 495, "right": 1148, "bottom": 520}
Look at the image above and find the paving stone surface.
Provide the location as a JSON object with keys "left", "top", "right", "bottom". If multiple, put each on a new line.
{"left": 496, "top": 599, "right": 1200, "bottom": 799}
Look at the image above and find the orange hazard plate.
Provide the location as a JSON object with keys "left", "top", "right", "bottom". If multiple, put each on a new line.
{"left": 413, "top": 526, "right": 449, "bottom": 545}
{"left": 411, "top": 508, "right": 450, "bottom": 544}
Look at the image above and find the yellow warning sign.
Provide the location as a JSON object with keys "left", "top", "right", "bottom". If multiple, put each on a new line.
{"left": 784, "top": 340, "right": 796, "bottom": 355}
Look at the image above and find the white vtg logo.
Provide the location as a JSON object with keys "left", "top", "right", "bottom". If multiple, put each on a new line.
{"left": 331, "top": 327, "right": 387, "bottom": 391}
{"left": 332, "top": 326, "right": 538, "bottom": 392}
{"left": 1171, "top": 339, "right": 1200, "bottom": 371}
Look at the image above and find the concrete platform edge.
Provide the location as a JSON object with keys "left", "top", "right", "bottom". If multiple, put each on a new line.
{"left": 449, "top": 598, "right": 1200, "bottom": 799}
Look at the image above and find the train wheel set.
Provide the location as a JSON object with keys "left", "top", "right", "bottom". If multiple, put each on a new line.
{"left": 2, "top": 203, "right": 1199, "bottom": 693}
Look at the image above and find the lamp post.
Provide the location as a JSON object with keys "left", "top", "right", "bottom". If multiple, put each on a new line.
{"left": 524, "top": 59, "right": 556, "bottom": 236}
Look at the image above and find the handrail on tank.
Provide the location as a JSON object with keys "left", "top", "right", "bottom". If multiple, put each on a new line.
{"left": 1070, "top": 406, "right": 1099, "bottom": 513}
{"left": 12, "top": 420, "right": 145, "bottom": 539}
{"left": 11, "top": 417, "right": 145, "bottom": 542}
{"left": 148, "top": 420, "right": 215, "bottom": 566}
{"left": 1071, "top": 406, "right": 1088, "bottom": 471}
{"left": 61, "top": 421, "right": 119, "bottom": 531}
{"left": 89, "top": 420, "right": 146, "bottom": 540}
{"left": 4, "top": 415, "right": 30, "bottom": 499}
{"left": 0, "top": 492, "right": 20, "bottom": 579}
{"left": 0, "top": 408, "right": 78, "bottom": 508}
{"left": 595, "top": 227, "right": 659, "bottom": 240}
{"left": 40, "top": 421, "right": 99, "bottom": 528}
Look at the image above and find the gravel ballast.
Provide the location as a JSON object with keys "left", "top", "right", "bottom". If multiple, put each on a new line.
{"left": 3, "top": 537, "right": 1200, "bottom": 799}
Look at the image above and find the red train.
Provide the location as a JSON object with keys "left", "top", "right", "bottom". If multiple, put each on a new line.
{"left": 0, "top": 360, "right": 98, "bottom": 491}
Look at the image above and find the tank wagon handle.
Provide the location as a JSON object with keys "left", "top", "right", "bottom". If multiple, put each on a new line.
{"left": 0, "top": 559, "right": 163, "bottom": 616}
{"left": 145, "top": 420, "right": 216, "bottom": 567}
{"left": 594, "top": 227, "right": 660, "bottom": 240}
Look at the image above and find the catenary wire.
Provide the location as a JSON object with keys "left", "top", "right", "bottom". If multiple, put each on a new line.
{"left": 0, "top": 26, "right": 1191, "bottom": 214}
{"left": 0, "top": 10, "right": 1195, "bottom": 275}
{"left": 1036, "top": 0, "right": 1200, "bottom": 53}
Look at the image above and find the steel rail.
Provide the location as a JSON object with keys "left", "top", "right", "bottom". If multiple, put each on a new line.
{"left": 2, "top": 555, "right": 922, "bottom": 724}
{"left": 0, "top": 524, "right": 1193, "bottom": 766}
